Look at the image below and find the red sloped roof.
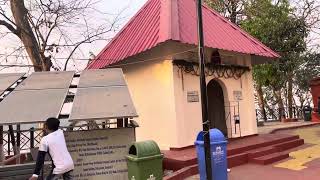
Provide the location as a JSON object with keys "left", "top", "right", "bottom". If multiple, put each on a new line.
{"left": 88, "top": 0, "right": 280, "bottom": 69}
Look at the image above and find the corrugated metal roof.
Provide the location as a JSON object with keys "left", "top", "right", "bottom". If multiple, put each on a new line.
{"left": 88, "top": 0, "right": 280, "bottom": 69}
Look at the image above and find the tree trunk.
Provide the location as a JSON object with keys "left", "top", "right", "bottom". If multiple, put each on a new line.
{"left": 273, "top": 89, "right": 285, "bottom": 120}
{"left": 256, "top": 85, "right": 267, "bottom": 121}
{"left": 287, "top": 75, "right": 294, "bottom": 118}
{"left": 264, "top": 98, "right": 274, "bottom": 120}
{"left": 10, "top": 0, "right": 45, "bottom": 71}
{"left": 230, "top": 1, "right": 237, "bottom": 24}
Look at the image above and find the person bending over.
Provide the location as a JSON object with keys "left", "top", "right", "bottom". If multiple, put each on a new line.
{"left": 29, "top": 117, "right": 74, "bottom": 180}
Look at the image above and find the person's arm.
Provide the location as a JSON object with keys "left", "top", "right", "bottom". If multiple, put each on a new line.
{"left": 29, "top": 138, "right": 48, "bottom": 180}
{"left": 32, "top": 151, "right": 46, "bottom": 177}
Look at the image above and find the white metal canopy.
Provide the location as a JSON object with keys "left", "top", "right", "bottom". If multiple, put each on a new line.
{"left": 0, "top": 73, "right": 25, "bottom": 95}
{"left": 0, "top": 69, "right": 138, "bottom": 125}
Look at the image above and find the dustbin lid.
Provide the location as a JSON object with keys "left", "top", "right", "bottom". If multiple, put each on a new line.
{"left": 128, "top": 140, "right": 161, "bottom": 158}
{"left": 195, "top": 129, "right": 226, "bottom": 144}
{"left": 304, "top": 106, "right": 312, "bottom": 110}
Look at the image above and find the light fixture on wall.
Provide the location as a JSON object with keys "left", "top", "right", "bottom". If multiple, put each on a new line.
{"left": 210, "top": 51, "right": 221, "bottom": 65}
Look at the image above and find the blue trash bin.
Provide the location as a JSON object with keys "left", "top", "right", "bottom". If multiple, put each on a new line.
{"left": 195, "top": 129, "right": 228, "bottom": 180}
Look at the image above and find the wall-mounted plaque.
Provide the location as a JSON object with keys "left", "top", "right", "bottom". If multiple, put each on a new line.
{"left": 187, "top": 91, "right": 199, "bottom": 102}
{"left": 233, "top": 91, "right": 243, "bottom": 101}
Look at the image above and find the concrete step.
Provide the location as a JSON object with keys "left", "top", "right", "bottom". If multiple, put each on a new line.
{"left": 163, "top": 157, "right": 197, "bottom": 171}
{"left": 274, "top": 139, "right": 304, "bottom": 151}
{"left": 247, "top": 146, "right": 279, "bottom": 159}
{"left": 163, "top": 134, "right": 303, "bottom": 171}
{"left": 227, "top": 152, "right": 248, "bottom": 168}
{"left": 248, "top": 139, "right": 304, "bottom": 165}
{"left": 227, "top": 135, "right": 299, "bottom": 156}
{"left": 250, "top": 152, "right": 289, "bottom": 165}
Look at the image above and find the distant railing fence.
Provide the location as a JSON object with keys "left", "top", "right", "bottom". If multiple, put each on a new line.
{"left": 255, "top": 107, "right": 304, "bottom": 122}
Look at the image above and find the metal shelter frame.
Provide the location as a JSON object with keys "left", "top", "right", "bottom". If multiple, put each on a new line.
{"left": 0, "top": 69, "right": 139, "bottom": 166}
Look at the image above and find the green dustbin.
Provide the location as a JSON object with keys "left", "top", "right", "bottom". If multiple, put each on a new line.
{"left": 126, "top": 140, "right": 163, "bottom": 180}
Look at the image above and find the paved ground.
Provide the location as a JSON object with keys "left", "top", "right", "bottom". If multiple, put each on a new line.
{"left": 187, "top": 125, "right": 320, "bottom": 180}
{"left": 274, "top": 126, "right": 320, "bottom": 170}
{"left": 257, "top": 121, "right": 315, "bottom": 134}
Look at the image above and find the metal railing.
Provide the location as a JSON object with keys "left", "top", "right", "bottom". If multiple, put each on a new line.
{"left": 3, "top": 128, "right": 42, "bottom": 156}
{"left": 2, "top": 119, "right": 138, "bottom": 157}
{"left": 225, "top": 101, "right": 241, "bottom": 138}
{"left": 255, "top": 107, "right": 304, "bottom": 122}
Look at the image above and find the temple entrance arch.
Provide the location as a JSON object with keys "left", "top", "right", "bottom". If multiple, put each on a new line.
{"left": 207, "top": 79, "right": 228, "bottom": 136}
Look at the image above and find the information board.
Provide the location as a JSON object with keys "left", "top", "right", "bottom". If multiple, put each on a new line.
{"left": 233, "top": 91, "right": 243, "bottom": 101}
{"left": 65, "top": 128, "right": 135, "bottom": 180}
{"left": 187, "top": 91, "right": 199, "bottom": 102}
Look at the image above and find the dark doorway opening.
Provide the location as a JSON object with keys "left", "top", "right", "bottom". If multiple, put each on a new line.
{"left": 207, "top": 80, "right": 228, "bottom": 137}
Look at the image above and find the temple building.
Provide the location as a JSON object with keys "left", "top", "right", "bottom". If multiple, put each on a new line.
{"left": 88, "top": 0, "right": 279, "bottom": 149}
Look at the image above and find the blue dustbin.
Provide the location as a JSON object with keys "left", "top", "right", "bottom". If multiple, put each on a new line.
{"left": 195, "top": 129, "right": 228, "bottom": 180}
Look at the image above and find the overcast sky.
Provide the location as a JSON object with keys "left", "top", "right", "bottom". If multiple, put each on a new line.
{"left": 0, "top": 0, "right": 148, "bottom": 73}
{"left": 0, "top": 0, "right": 319, "bottom": 73}
{"left": 91, "top": 0, "right": 148, "bottom": 55}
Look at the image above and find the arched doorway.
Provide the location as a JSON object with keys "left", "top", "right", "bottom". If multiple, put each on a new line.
{"left": 207, "top": 80, "right": 228, "bottom": 137}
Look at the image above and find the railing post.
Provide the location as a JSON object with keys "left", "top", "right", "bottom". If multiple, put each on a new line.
{"left": 124, "top": 118, "right": 129, "bottom": 128}
{"left": 30, "top": 127, "right": 35, "bottom": 149}
{"left": 117, "top": 118, "right": 124, "bottom": 128}
{"left": 0, "top": 126, "right": 4, "bottom": 165}
{"left": 7, "top": 132, "right": 10, "bottom": 156}
{"left": 279, "top": 108, "right": 283, "bottom": 121}
{"left": 16, "top": 124, "right": 21, "bottom": 164}
{"left": 8, "top": 125, "right": 17, "bottom": 155}
{"left": 233, "top": 106, "right": 236, "bottom": 134}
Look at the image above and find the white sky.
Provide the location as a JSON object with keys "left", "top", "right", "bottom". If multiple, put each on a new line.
{"left": 90, "top": 0, "right": 148, "bottom": 56}
{"left": 92, "top": 0, "right": 148, "bottom": 51}
{"left": 0, "top": 0, "right": 148, "bottom": 73}
{"left": 0, "top": 0, "right": 318, "bottom": 73}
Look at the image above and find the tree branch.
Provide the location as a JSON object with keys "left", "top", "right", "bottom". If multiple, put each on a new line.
{"left": 0, "top": 10, "right": 17, "bottom": 27}
{"left": 0, "top": 19, "right": 20, "bottom": 36}
{"left": 63, "top": 28, "right": 113, "bottom": 71}
{"left": 27, "top": 14, "right": 42, "bottom": 48}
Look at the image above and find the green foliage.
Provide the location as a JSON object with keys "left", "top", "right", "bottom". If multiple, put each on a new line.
{"left": 204, "top": 0, "right": 225, "bottom": 13}
{"left": 241, "top": 0, "right": 308, "bottom": 54}
{"left": 204, "top": 0, "right": 244, "bottom": 24}
{"left": 253, "top": 63, "right": 286, "bottom": 90}
{"left": 205, "top": 0, "right": 317, "bottom": 108}
{"left": 294, "top": 53, "right": 320, "bottom": 92}
{"left": 241, "top": 0, "right": 309, "bottom": 91}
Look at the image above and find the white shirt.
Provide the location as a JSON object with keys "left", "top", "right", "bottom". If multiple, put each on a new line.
{"left": 39, "top": 129, "right": 74, "bottom": 174}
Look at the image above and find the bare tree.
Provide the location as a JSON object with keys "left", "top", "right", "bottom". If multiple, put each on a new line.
{"left": 291, "top": 0, "right": 320, "bottom": 28}
{"left": 205, "top": 0, "right": 245, "bottom": 24}
{"left": 0, "top": 0, "right": 121, "bottom": 71}
{"left": 285, "top": 0, "right": 320, "bottom": 117}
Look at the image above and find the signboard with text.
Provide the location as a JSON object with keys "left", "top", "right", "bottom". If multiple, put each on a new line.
{"left": 65, "top": 128, "right": 135, "bottom": 180}
{"left": 187, "top": 91, "right": 200, "bottom": 102}
{"left": 233, "top": 91, "right": 243, "bottom": 101}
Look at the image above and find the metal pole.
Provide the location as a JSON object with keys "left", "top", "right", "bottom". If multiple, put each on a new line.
{"left": 8, "top": 132, "right": 10, "bottom": 156}
{"left": 0, "top": 126, "right": 4, "bottom": 165}
{"left": 16, "top": 124, "right": 21, "bottom": 164}
{"left": 8, "top": 125, "right": 17, "bottom": 155}
{"left": 30, "top": 127, "right": 35, "bottom": 149}
{"left": 196, "top": 0, "right": 212, "bottom": 179}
